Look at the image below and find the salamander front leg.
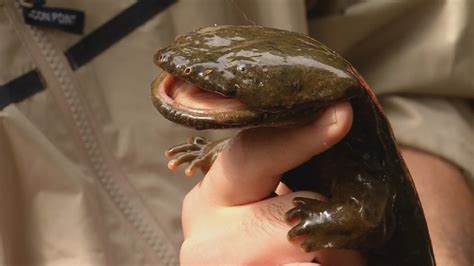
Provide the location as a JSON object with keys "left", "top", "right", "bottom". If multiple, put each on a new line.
{"left": 166, "top": 137, "right": 230, "bottom": 176}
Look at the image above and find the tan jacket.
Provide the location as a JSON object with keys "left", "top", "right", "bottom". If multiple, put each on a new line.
{"left": 0, "top": 0, "right": 472, "bottom": 265}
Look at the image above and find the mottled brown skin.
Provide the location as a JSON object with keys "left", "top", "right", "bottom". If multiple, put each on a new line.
{"left": 151, "top": 25, "right": 435, "bottom": 265}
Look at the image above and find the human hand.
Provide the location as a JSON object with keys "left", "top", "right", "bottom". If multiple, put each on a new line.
{"left": 179, "top": 102, "right": 366, "bottom": 265}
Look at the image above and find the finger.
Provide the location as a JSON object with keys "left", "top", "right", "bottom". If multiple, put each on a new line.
{"left": 182, "top": 190, "right": 365, "bottom": 264}
{"left": 181, "top": 191, "right": 322, "bottom": 264}
{"left": 200, "top": 102, "right": 353, "bottom": 206}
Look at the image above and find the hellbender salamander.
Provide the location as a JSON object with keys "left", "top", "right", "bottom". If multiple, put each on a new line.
{"left": 151, "top": 25, "right": 435, "bottom": 266}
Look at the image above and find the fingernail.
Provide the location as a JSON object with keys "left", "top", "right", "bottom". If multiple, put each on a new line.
{"left": 313, "top": 105, "right": 337, "bottom": 127}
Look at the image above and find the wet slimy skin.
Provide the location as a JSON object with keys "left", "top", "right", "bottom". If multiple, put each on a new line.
{"left": 151, "top": 25, "right": 435, "bottom": 266}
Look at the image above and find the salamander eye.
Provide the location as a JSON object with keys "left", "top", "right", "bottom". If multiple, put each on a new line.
{"left": 237, "top": 64, "right": 247, "bottom": 73}
{"left": 184, "top": 67, "right": 192, "bottom": 75}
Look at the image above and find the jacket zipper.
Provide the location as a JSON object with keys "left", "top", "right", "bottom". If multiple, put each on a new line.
{"left": 7, "top": 1, "right": 178, "bottom": 264}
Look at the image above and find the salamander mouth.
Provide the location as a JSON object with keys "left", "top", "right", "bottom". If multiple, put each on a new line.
{"left": 161, "top": 73, "right": 248, "bottom": 111}
{"left": 151, "top": 72, "right": 261, "bottom": 129}
{"left": 151, "top": 71, "right": 324, "bottom": 130}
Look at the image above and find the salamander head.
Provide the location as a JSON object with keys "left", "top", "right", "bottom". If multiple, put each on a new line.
{"left": 152, "top": 25, "right": 360, "bottom": 129}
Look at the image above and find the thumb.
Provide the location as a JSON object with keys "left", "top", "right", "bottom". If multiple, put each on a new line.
{"left": 200, "top": 102, "right": 353, "bottom": 206}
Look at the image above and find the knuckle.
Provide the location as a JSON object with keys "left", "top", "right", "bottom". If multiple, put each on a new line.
{"left": 180, "top": 238, "right": 200, "bottom": 264}
{"left": 182, "top": 188, "right": 199, "bottom": 218}
{"left": 182, "top": 189, "right": 195, "bottom": 212}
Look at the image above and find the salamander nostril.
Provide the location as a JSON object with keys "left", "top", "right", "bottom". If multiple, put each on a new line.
{"left": 158, "top": 54, "right": 167, "bottom": 63}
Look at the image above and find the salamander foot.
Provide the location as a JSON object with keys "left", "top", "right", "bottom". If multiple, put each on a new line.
{"left": 285, "top": 197, "right": 376, "bottom": 252}
{"left": 166, "top": 136, "right": 229, "bottom": 176}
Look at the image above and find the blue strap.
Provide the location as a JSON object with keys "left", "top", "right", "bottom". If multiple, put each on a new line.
{"left": 65, "top": 0, "right": 176, "bottom": 70}
{"left": 0, "top": 70, "right": 45, "bottom": 110}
